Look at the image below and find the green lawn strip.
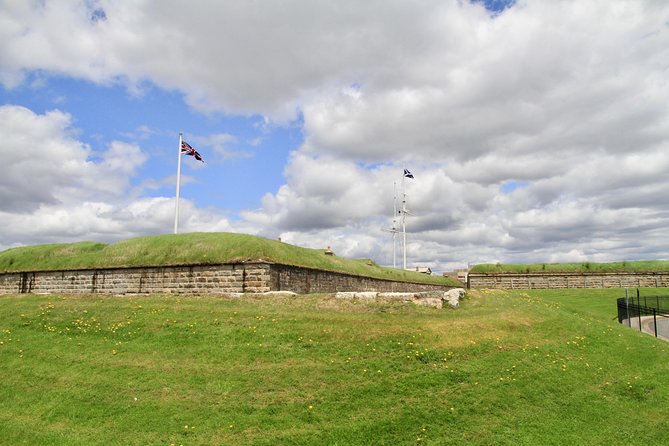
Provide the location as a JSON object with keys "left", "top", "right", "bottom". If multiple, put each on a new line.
{"left": 0, "top": 233, "right": 459, "bottom": 286}
{"left": 1, "top": 290, "right": 669, "bottom": 445}
{"left": 470, "top": 260, "right": 669, "bottom": 274}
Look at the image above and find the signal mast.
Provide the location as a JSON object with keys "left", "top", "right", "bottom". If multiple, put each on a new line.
{"left": 384, "top": 182, "right": 400, "bottom": 268}
{"left": 385, "top": 169, "right": 413, "bottom": 270}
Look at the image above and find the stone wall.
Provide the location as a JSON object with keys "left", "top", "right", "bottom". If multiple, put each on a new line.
{"left": 269, "top": 264, "right": 451, "bottom": 294}
{"left": 468, "top": 272, "right": 669, "bottom": 289}
{"left": 0, "top": 264, "right": 270, "bottom": 295}
{"left": 0, "top": 262, "right": 453, "bottom": 295}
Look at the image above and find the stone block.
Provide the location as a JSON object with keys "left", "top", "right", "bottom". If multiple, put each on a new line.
{"left": 377, "top": 292, "right": 414, "bottom": 301}
{"left": 413, "top": 296, "right": 443, "bottom": 309}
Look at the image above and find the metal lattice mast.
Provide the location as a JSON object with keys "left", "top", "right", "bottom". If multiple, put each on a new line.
{"left": 383, "top": 181, "right": 399, "bottom": 268}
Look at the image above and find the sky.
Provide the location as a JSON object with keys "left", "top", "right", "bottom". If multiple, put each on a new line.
{"left": 1, "top": 0, "right": 668, "bottom": 273}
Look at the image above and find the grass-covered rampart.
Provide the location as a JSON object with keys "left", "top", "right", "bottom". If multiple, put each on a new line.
{"left": 1, "top": 289, "right": 669, "bottom": 444}
{"left": 470, "top": 260, "right": 669, "bottom": 274}
{"left": 0, "top": 232, "right": 459, "bottom": 286}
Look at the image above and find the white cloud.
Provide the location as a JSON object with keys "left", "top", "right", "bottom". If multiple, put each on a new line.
{"left": 0, "top": 197, "right": 235, "bottom": 250}
{"left": 0, "top": 105, "right": 234, "bottom": 250}
{"left": 0, "top": 105, "right": 147, "bottom": 211}
{"left": 243, "top": 153, "right": 401, "bottom": 231}
{"left": 193, "top": 133, "right": 252, "bottom": 161}
{"left": 2, "top": 1, "right": 669, "bottom": 271}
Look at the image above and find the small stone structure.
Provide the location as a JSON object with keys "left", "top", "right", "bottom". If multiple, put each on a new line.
{"left": 468, "top": 272, "right": 669, "bottom": 290}
{"left": 0, "top": 262, "right": 456, "bottom": 295}
{"left": 335, "top": 288, "right": 465, "bottom": 309}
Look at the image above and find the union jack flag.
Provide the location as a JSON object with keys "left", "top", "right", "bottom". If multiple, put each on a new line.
{"left": 181, "top": 140, "right": 204, "bottom": 162}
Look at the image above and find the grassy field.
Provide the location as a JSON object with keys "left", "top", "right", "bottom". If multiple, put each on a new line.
{"left": 470, "top": 260, "right": 669, "bottom": 274}
{"left": 2, "top": 289, "right": 669, "bottom": 445}
{"left": 0, "top": 232, "right": 458, "bottom": 286}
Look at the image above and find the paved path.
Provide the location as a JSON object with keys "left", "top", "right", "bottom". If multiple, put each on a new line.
{"left": 621, "top": 315, "right": 669, "bottom": 341}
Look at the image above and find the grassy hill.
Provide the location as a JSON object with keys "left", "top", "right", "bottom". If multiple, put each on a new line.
{"left": 1, "top": 289, "right": 669, "bottom": 444}
{"left": 0, "top": 232, "right": 459, "bottom": 286}
{"left": 470, "top": 260, "right": 669, "bottom": 274}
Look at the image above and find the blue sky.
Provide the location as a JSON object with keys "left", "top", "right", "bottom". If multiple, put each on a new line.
{"left": 1, "top": 74, "right": 299, "bottom": 213}
{"left": 1, "top": 0, "right": 668, "bottom": 272}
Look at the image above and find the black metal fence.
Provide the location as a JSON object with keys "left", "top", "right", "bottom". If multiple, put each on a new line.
{"left": 617, "top": 291, "right": 669, "bottom": 338}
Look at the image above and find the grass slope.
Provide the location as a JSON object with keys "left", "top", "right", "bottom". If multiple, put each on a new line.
{"left": 470, "top": 260, "right": 669, "bottom": 274}
{"left": 0, "top": 232, "right": 458, "bottom": 286}
{"left": 2, "top": 289, "right": 669, "bottom": 445}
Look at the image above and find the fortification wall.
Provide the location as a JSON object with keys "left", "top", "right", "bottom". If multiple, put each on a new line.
{"left": 0, "top": 262, "right": 453, "bottom": 295}
{"left": 468, "top": 272, "right": 669, "bottom": 289}
{"left": 269, "top": 264, "right": 451, "bottom": 294}
{"left": 0, "top": 264, "right": 270, "bottom": 295}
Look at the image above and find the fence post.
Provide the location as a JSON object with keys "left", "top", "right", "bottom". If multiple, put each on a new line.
{"left": 625, "top": 289, "right": 630, "bottom": 327}
{"left": 654, "top": 308, "right": 658, "bottom": 337}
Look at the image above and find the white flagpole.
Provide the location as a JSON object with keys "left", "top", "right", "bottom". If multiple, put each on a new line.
{"left": 402, "top": 170, "right": 407, "bottom": 270}
{"left": 392, "top": 181, "right": 397, "bottom": 268}
{"left": 173, "top": 132, "right": 183, "bottom": 234}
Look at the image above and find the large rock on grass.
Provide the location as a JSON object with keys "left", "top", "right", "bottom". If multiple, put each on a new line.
{"left": 444, "top": 288, "right": 466, "bottom": 308}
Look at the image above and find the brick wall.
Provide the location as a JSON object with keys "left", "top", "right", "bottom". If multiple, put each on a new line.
{"left": 0, "top": 262, "right": 453, "bottom": 295}
{"left": 468, "top": 272, "right": 669, "bottom": 289}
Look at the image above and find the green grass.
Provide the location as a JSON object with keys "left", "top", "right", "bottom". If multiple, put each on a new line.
{"left": 2, "top": 289, "right": 669, "bottom": 445}
{"left": 470, "top": 260, "right": 669, "bottom": 274}
{"left": 0, "top": 232, "right": 458, "bottom": 286}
